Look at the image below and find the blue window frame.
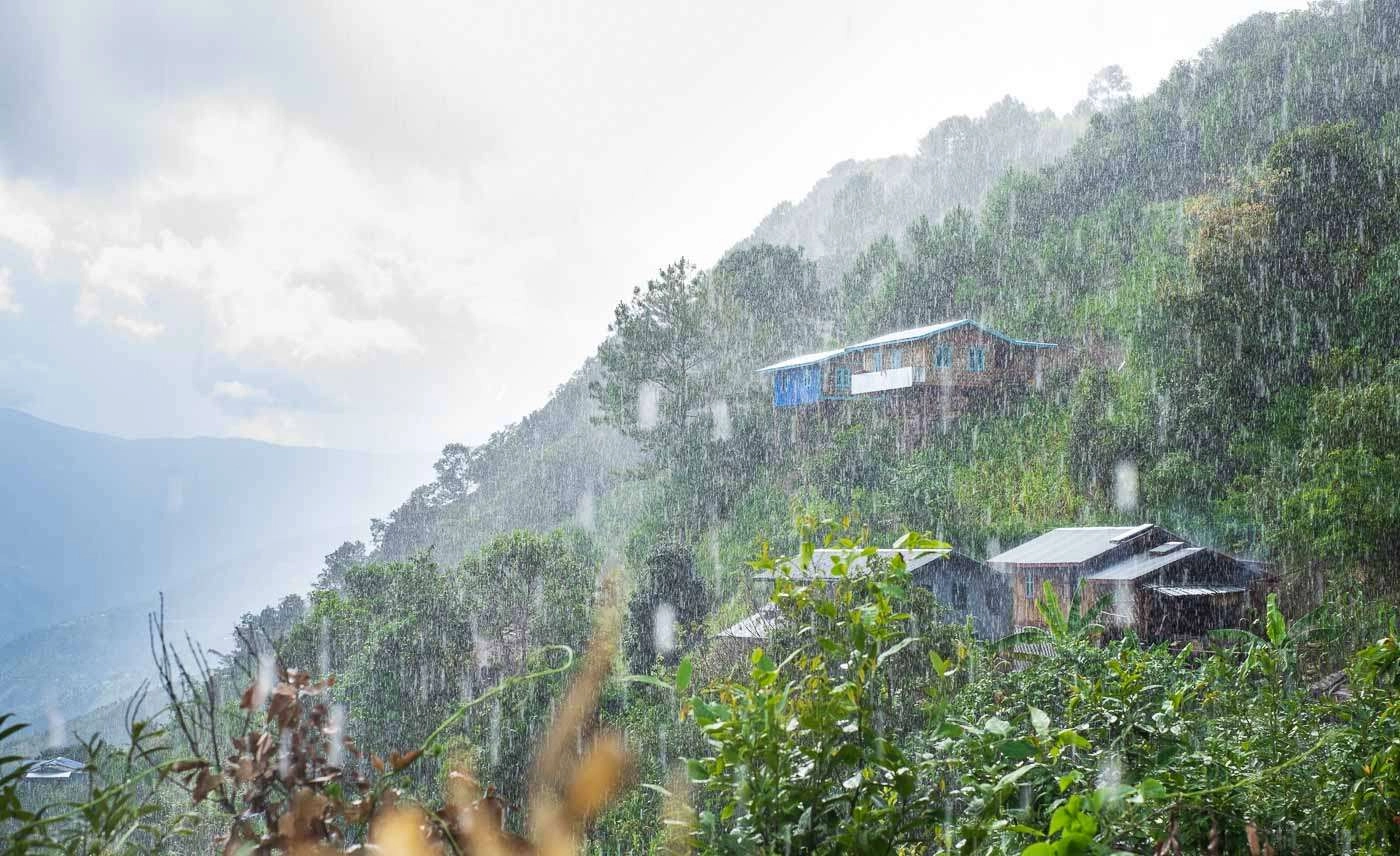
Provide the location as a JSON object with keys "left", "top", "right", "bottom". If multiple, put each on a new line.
{"left": 872, "top": 351, "right": 883, "bottom": 371}
{"left": 934, "top": 344, "right": 952, "bottom": 367}
{"left": 968, "top": 346, "right": 986, "bottom": 371}
{"left": 891, "top": 349, "right": 903, "bottom": 369}
{"left": 835, "top": 366, "right": 851, "bottom": 392}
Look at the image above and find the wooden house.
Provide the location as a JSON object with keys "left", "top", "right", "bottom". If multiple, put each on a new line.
{"left": 749, "top": 547, "right": 1011, "bottom": 639}
{"left": 23, "top": 756, "right": 86, "bottom": 780}
{"left": 757, "top": 320, "right": 1057, "bottom": 445}
{"left": 987, "top": 524, "right": 1271, "bottom": 642}
{"left": 840, "top": 319, "right": 1056, "bottom": 431}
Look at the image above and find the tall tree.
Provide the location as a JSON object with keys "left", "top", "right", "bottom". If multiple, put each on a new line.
{"left": 624, "top": 544, "right": 709, "bottom": 674}
{"left": 592, "top": 258, "right": 710, "bottom": 467}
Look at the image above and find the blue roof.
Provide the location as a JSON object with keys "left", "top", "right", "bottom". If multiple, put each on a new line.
{"left": 843, "top": 319, "right": 1057, "bottom": 353}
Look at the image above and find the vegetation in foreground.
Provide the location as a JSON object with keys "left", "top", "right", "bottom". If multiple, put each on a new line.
{"left": 5, "top": 528, "right": 1400, "bottom": 854}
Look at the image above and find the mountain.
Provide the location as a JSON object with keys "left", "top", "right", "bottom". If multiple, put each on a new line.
{"left": 0, "top": 407, "right": 426, "bottom": 724}
{"left": 364, "top": 100, "right": 1094, "bottom": 568}
{"left": 742, "top": 96, "right": 1087, "bottom": 274}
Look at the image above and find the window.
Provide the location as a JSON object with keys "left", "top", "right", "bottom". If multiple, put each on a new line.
{"left": 968, "top": 346, "right": 986, "bottom": 371}
{"left": 891, "top": 349, "right": 903, "bottom": 369}
{"left": 934, "top": 344, "right": 952, "bottom": 367}
{"left": 1025, "top": 573, "right": 1035, "bottom": 596}
{"left": 835, "top": 366, "right": 851, "bottom": 392}
{"left": 872, "top": 351, "right": 883, "bottom": 371}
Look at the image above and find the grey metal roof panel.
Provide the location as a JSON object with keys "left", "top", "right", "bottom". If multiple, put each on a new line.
{"left": 715, "top": 604, "right": 778, "bottom": 640}
{"left": 1145, "top": 585, "right": 1247, "bottom": 597}
{"left": 1086, "top": 546, "right": 1205, "bottom": 581}
{"left": 755, "top": 348, "right": 845, "bottom": 373}
{"left": 987, "top": 526, "right": 1152, "bottom": 566}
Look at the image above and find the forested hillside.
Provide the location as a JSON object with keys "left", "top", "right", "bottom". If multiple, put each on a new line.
{"left": 10, "top": 2, "right": 1400, "bottom": 853}
{"left": 367, "top": 1, "right": 1398, "bottom": 599}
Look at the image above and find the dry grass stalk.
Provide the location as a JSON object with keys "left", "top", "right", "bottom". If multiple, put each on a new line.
{"left": 217, "top": 571, "right": 635, "bottom": 855}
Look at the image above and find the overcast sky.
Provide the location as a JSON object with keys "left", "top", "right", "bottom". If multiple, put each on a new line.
{"left": 0, "top": 0, "right": 1299, "bottom": 454}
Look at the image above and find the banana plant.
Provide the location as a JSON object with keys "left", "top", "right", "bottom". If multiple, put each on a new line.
{"left": 996, "top": 580, "right": 1112, "bottom": 656}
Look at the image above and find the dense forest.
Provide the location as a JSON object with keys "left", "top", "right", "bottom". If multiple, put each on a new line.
{"left": 5, "top": 1, "right": 1400, "bottom": 853}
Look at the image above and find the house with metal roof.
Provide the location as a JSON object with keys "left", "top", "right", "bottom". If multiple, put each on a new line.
{"left": 749, "top": 547, "right": 1011, "bottom": 639}
{"left": 756, "top": 320, "right": 1057, "bottom": 442}
{"left": 23, "top": 756, "right": 86, "bottom": 780}
{"left": 987, "top": 525, "right": 1270, "bottom": 641}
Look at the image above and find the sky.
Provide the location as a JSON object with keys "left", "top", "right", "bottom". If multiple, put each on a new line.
{"left": 0, "top": 0, "right": 1301, "bottom": 454}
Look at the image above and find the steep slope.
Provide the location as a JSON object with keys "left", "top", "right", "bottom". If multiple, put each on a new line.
{"left": 363, "top": 100, "right": 1092, "bottom": 567}
{"left": 327, "top": 0, "right": 1399, "bottom": 603}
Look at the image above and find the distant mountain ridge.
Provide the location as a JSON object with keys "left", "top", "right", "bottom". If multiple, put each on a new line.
{"left": 0, "top": 407, "right": 425, "bottom": 725}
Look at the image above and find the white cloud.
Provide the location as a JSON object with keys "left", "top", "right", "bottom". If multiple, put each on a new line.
{"left": 210, "top": 380, "right": 272, "bottom": 404}
{"left": 0, "top": 190, "right": 53, "bottom": 267}
{"left": 0, "top": 268, "right": 19, "bottom": 314}
{"left": 109, "top": 315, "right": 165, "bottom": 339}
{"left": 15, "top": 99, "right": 480, "bottom": 364}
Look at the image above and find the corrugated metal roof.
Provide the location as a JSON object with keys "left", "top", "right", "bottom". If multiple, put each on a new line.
{"left": 757, "top": 320, "right": 1056, "bottom": 375}
{"left": 754, "top": 548, "right": 953, "bottom": 580}
{"left": 1145, "top": 584, "right": 1246, "bottom": 598}
{"left": 756, "top": 348, "right": 844, "bottom": 373}
{"left": 988, "top": 526, "right": 1153, "bottom": 566}
{"left": 843, "top": 319, "right": 1057, "bottom": 353}
{"left": 714, "top": 604, "right": 778, "bottom": 640}
{"left": 1086, "top": 546, "right": 1205, "bottom": 581}
{"left": 24, "top": 757, "right": 86, "bottom": 779}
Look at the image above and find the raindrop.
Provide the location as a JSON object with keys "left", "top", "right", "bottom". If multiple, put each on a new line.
{"left": 327, "top": 704, "right": 347, "bottom": 768}
{"left": 318, "top": 616, "right": 331, "bottom": 679}
{"left": 637, "top": 382, "right": 660, "bottom": 430}
{"left": 1112, "top": 460, "right": 1139, "bottom": 513}
{"left": 488, "top": 699, "right": 502, "bottom": 767}
{"left": 653, "top": 602, "right": 677, "bottom": 655}
{"left": 710, "top": 399, "right": 732, "bottom": 441}
{"left": 277, "top": 729, "right": 292, "bottom": 779}
{"left": 575, "top": 488, "right": 595, "bottom": 531}
{"left": 45, "top": 706, "right": 65, "bottom": 750}
{"left": 252, "top": 652, "right": 277, "bottom": 710}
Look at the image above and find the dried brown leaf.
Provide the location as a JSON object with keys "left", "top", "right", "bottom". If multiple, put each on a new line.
{"left": 563, "top": 733, "right": 632, "bottom": 826}
{"left": 193, "top": 769, "right": 224, "bottom": 804}
{"left": 371, "top": 805, "right": 438, "bottom": 856}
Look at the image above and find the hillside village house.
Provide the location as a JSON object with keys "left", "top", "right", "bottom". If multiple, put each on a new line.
{"left": 987, "top": 524, "right": 1273, "bottom": 642}
{"left": 22, "top": 756, "right": 85, "bottom": 781}
{"left": 757, "top": 319, "right": 1057, "bottom": 445}
{"left": 715, "top": 546, "right": 1010, "bottom": 651}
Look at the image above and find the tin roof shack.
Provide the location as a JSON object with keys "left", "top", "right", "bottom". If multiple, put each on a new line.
{"left": 23, "top": 756, "right": 86, "bottom": 781}
{"left": 753, "top": 547, "right": 1010, "bottom": 639}
{"left": 988, "top": 525, "right": 1264, "bottom": 642}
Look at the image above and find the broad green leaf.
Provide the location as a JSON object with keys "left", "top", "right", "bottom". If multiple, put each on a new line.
{"left": 995, "top": 762, "right": 1039, "bottom": 791}
{"left": 1266, "top": 593, "right": 1287, "bottom": 647}
{"left": 1030, "top": 706, "right": 1051, "bottom": 738}
{"left": 675, "top": 657, "right": 693, "bottom": 695}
